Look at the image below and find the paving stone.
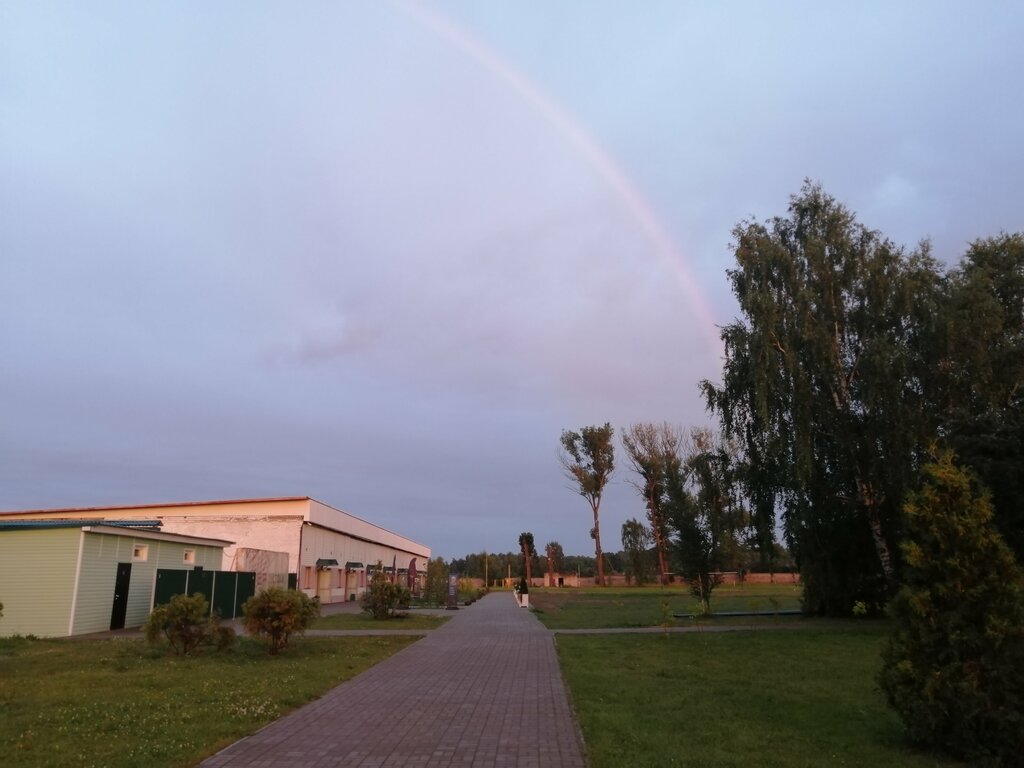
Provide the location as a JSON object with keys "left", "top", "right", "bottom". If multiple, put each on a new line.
{"left": 202, "top": 593, "right": 586, "bottom": 768}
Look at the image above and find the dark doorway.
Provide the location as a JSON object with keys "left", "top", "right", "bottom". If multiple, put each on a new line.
{"left": 110, "top": 562, "right": 132, "bottom": 630}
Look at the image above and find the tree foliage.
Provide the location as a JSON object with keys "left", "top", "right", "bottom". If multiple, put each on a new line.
{"left": 879, "top": 452, "right": 1024, "bottom": 764}
{"left": 545, "top": 541, "right": 565, "bottom": 578}
{"left": 939, "top": 233, "right": 1024, "bottom": 561}
{"left": 620, "top": 518, "right": 654, "bottom": 585}
{"left": 242, "top": 587, "right": 320, "bottom": 655}
{"left": 621, "top": 422, "right": 681, "bottom": 584}
{"left": 518, "top": 532, "right": 536, "bottom": 583}
{"left": 424, "top": 557, "right": 449, "bottom": 606}
{"left": 144, "top": 593, "right": 235, "bottom": 656}
{"left": 704, "top": 181, "right": 941, "bottom": 614}
{"left": 560, "top": 423, "right": 615, "bottom": 586}
{"left": 361, "top": 563, "right": 412, "bottom": 619}
{"left": 664, "top": 428, "right": 746, "bottom": 612}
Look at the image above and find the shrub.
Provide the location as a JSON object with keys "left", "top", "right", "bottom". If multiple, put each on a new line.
{"left": 879, "top": 452, "right": 1024, "bottom": 764}
{"left": 144, "top": 593, "right": 231, "bottom": 656}
{"left": 361, "top": 566, "right": 411, "bottom": 619}
{"left": 424, "top": 557, "right": 449, "bottom": 606}
{"left": 213, "top": 624, "right": 237, "bottom": 651}
{"left": 243, "top": 588, "right": 320, "bottom": 655}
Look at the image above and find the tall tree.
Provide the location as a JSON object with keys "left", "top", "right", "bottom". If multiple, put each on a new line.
{"left": 621, "top": 422, "right": 682, "bottom": 584}
{"left": 703, "top": 182, "right": 940, "bottom": 614}
{"left": 620, "top": 518, "right": 654, "bottom": 585}
{"left": 939, "top": 233, "right": 1024, "bottom": 561}
{"left": 518, "top": 532, "right": 536, "bottom": 584}
{"left": 560, "top": 423, "right": 615, "bottom": 586}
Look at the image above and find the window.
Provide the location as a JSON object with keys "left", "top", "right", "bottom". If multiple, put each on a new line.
{"left": 132, "top": 543, "right": 149, "bottom": 562}
{"left": 182, "top": 548, "right": 196, "bottom": 565}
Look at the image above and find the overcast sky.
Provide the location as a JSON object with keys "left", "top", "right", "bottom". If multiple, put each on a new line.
{"left": 2, "top": 2, "right": 1022, "bottom": 559}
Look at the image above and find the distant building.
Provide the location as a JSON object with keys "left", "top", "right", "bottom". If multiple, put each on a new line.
{"left": 0, "top": 497, "right": 431, "bottom": 605}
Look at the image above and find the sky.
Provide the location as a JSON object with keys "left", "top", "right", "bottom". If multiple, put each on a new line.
{"left": 2, "top": 1, "right": 1022, "bottom": 559}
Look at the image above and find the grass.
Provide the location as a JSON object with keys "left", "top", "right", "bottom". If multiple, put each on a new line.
{"left": 312, "top": 612, "right": 450, "bottom": 631}
{"left": 0, "top": 634, "right": 416, "bottom": 768}
{"left": 557, "top": 625, "right": 963, "bottom": 768}
{"left": 531, "top": 583, "right": 803, "bottom": 629}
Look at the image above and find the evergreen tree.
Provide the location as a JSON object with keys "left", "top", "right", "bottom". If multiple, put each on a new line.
{"left": 879, "top": 452, "right": 1024, "bottom": 764}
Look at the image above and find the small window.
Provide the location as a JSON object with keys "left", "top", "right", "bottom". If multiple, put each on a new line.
{"left": 182, "top": 548, "right": 196, "bottom": 565}
{"left": 132, "top": 543, "right": 149, "bottom": 562}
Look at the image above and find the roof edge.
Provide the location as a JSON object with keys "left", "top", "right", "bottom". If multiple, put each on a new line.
{"left": 0, "top": 497, "right": 311, "bottom": 517}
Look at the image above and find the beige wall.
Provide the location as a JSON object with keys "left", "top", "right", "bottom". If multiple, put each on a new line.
{"left": 0, "top": 528, "right": 225, "bottom": 637}
{"left": 0, "top": 528, "right": 80, "bottom": 637}
{"left": 156, "top": 516, "right": 303, "bottom": 572}
{"left": 299, "top": 524, "right": 424, "bottom": 601}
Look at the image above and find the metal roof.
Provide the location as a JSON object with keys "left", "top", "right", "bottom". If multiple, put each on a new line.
{"left": 0, "top": 519, "right": 162, "bottom": 531}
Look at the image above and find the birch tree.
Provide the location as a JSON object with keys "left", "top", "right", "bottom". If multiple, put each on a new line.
{"left": 703, "top": 181, "right": 940, "bottom": 613}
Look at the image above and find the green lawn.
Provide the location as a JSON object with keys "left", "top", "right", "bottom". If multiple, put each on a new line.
{"left": 0, "top": 634, "right": 416, "bottom": 768}
{"left": 312, "top": 612, "right": 450, "bottom": 631}
{"left": 558, "top": 626, "right": 962, "bottom": 768}
{"left": 531, "top": 583, "right": 803, "bottom": 629}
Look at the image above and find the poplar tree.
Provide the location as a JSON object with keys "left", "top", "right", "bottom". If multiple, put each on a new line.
{"left": 518, "top": 532, "right": 536, "bottom": 584}
{"left": 621, "top": 422, "right": 681, "bottom": 584}
{"left": 560, "top": 423, "right": 615, "bottom": 586}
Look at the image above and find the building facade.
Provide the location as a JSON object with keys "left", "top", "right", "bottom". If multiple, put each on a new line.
{"left": 0, "top": 497, "right": 431, "bottom": 605}
{"left": 0, "top": 521, "right": 229, "bottom": 637}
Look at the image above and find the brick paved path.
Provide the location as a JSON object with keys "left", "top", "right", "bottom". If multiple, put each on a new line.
{"left": 202, "top": 592, "right": 586, "bottom": 768}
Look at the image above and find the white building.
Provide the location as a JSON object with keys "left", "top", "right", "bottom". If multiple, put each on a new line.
{"left": 0, "top": 497, "right": 430, "bottom": 604}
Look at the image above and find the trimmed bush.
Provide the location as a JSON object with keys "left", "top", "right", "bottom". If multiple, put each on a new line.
{"left": 361, "top": 567, "right": 411, "bottom": 619}
{"left": 879, "top": 452, "right": 1024, "bottom": 764}
{"left": 144, "top": 593, "right": 231, "bottom": 656}
{"left": 242, "top": 587, "right": 320, "bottom": 655}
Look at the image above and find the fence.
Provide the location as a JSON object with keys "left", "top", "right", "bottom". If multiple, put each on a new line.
{"left": 153, "top": 568, "right": 257, "bottom": 620}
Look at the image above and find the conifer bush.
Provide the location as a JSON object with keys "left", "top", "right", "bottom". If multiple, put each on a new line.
{"left": 879, "top": 452, "right": 1024, "bottom": 765}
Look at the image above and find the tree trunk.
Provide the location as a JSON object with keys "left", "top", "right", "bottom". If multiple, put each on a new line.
{"left": 649, "top": 495, "right": 669, "bottom": 585}
{"left": 651, "top": 518, "right": 669, "bottom": 585}
{"left": 593, "top": 504, "right": 604, "bottom": 586}
{"left": 859, "top": 480, "right": 897, "bottom": 592}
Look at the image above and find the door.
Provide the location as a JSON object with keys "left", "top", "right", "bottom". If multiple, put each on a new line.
{"left": 317, "top": 568, "right": 332, "bottom": 603}
{"left": 110, "top": 562, "right": 132, "bottom": 630}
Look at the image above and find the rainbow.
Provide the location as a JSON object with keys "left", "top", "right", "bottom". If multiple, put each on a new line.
{"left": 396, "top": 1, "right": 723, "bottom": 358}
